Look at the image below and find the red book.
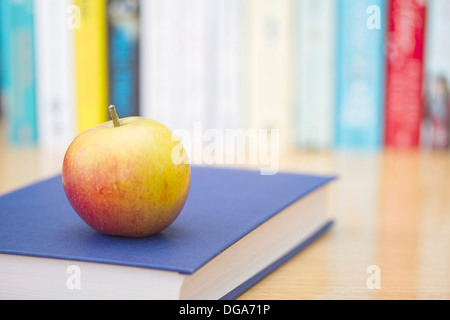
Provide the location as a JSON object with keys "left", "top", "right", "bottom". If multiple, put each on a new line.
{"left": 384, "top": 0, "right": 427, "bottom": 148}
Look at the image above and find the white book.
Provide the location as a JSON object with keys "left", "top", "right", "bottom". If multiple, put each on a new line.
{"left": 213, "top": 0, "right": 244, "bottom": 132}
{"left": 183, "top": 0, "right": 208, "bottom": 133}
{"left": 424, "top": 0, "right": 450, "bottom": 83}
{"left": 140, "top": 0, "right": 177, "bottom": 128}
{"left": 294, "top": 0, "right": 336, "bottom": 149}
{"left": 245, "top": 0, "right": 293, "bottom": 151}
{"left": 421, "top": 0, "right": 450, "bottom": 149}
{"left": 140, "top": 0, "right": 211, "bottom": 162}
{"left": 140, "top": 0, "right": 208, "bottom": 130}
{"left": 34, "top": 0, "right": 76, "bottom": 150}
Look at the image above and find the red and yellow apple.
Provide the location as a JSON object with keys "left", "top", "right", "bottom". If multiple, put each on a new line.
{"left": 62, "top": 106, "right": 191, "bottom": 237}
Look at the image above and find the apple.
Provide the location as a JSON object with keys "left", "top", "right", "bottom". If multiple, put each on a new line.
{"left": 62, "top": 105, "right": 191, "bottom": 237}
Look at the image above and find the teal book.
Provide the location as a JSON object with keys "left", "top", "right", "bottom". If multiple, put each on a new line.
{"left": 0, "top": 0, "right": 37, "bottom": 145}
{"left": 0, "top": 166, "right": 335, "bottom": 299}
{"left": 293, "top": 0, "right": 337, "bottom": 150}
{"left": 107, "top": 0, "right": 140, "bottom": 117}
{"left": 335, "top": 0, "right": 386, "bottom": 149}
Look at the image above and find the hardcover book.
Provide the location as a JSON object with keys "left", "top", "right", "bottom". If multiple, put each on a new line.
{"left": 34, "top": 0, "right": 76, "bottom": 150}
{"left": 0, "top": 0, "right": 38, "bottom": 146}
{"left": 209, "top": 0, "right": 244, "bottom": 133}
{"left": 140, "top": 0, "right": 177, "bottom": 130}
{"left": 73, "top": 0, "right": 108, "bottom": 133}
{"left": 107, "top": 0, "right": 140, "bottom": 118}
{"left": 0, "top": 166, "right": 335, "bottom": 300}
{"left": 140, "top": 0, "right": 209, "bottom": 135}
{"left": 335, "top": 0, "right": 386, "bottom": 149}
{"left": 245, "top": 0, "right": 293, "bottom": 151}
{"left": 421, "top": 0, "right": 450, "bottom": 149}
{"left": 384, "top": 0, "right": 427, "bottom": 148}
{"left": 293, "top": 0, "right": 336, "bottom": 150}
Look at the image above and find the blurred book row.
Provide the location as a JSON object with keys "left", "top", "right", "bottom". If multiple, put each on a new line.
{"left": 0, "top": 0, "right": 449, "bottom": 152}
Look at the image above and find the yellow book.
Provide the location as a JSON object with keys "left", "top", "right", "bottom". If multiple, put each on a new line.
{"left": 73, "top": 0, "right": 108, "bottom": 133}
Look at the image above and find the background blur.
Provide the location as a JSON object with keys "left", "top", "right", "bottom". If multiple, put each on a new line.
{"left": 1, "top": 0, "right": 449, "bottom": 152}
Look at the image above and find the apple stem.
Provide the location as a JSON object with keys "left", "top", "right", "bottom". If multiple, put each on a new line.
{"left": 109, "top": 105, "right": 121, "bottom": 127}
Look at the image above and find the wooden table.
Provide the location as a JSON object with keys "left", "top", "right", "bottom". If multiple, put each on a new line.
{"left": 1, "top": 121, "right": 449, "bottom": 299}
{"left": 239, "top": 149, "right": 450, "bottom": 300}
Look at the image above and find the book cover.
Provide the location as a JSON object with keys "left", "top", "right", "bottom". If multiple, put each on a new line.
{"left": 74, "top": 0, "right": 108, "bottom": 133}
{"left": 0, "top": 166, "right": 335, "bottom": 299}
{"left": 0, "top": 0, "right": 38, "bottom": 146}
{"left": 293, "top": 0, "right": 336, "bottom": 150}
{"left": 335, "top": 0, "right": 386, "bottom": 150}
{"left": 421, "top": 0, "right": 450, "bottom": 149}
{"left": 245, "top": 0, "right": 293, "bottom": 151}
{"left": 107, "top": 0, "right": 140, "bottom": 118}
{"left": 384, "top": 0, "right": 427, "bottom": 148}
{"left": 34, "top": 0, "right": 76, "bottom": 150}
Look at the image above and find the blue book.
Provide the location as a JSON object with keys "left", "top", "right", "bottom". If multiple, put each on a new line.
{"left": 0, "top": 0, "right": 37, "bottom": 145}
{"left": 0, "top": 166, "right": 335, "bottom": 299}
{"left": 335, "top": 0, "right": 386, "bottom": 149}
{"left": 107, "top": 0, "right": 140, "bottom": 117}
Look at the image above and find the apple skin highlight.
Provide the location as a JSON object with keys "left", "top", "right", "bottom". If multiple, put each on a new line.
{"left": 62, "top": 115, "right": 191, "bottom": 238}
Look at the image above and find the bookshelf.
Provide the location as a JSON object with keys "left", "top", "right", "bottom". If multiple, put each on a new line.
{"left": 1, "top": 0, "right": 449, "bottom": 152}
{"left": 1, "top": 0, "right": 450, "bottom": 299}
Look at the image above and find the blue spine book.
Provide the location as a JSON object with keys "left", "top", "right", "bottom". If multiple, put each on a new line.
{"left": 107, "top": 0, "right": 140, "bottom": 117}
{"left": 0, "top": 0, "right": 37, "bottom": 145}
{"left": 335, "top": 0, "right": 386, "bottom": 149}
